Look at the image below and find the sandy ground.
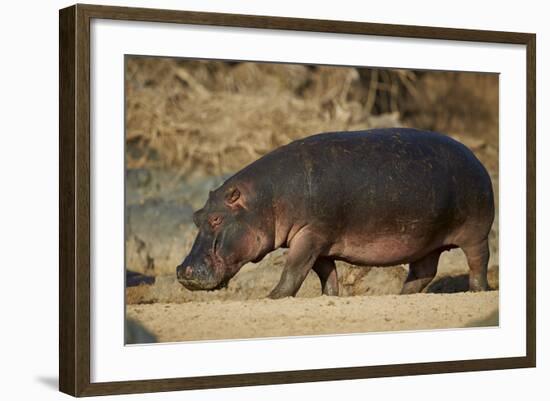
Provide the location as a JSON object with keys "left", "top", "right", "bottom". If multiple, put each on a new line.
{"left": 125, "top": 247, "right": 500, "bottom": 343}
{"left": 127, "top": 291, "right": 499, "bottom": 343}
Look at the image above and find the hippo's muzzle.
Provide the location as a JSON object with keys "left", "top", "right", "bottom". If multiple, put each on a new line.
{"left": 176, "top": 260, "right": 225, "bottom": 291}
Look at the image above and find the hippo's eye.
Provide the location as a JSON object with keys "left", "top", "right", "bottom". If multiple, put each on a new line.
{"left": 208, "top": 215, "right": 223, "bottom": 228}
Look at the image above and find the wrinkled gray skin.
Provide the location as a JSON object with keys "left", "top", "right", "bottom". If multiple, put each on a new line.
{"left": 177, "top": 128, "right": 494, "bottom": 298}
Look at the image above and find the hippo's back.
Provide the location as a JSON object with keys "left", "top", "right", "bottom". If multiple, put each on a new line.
{"left": 238, "top": 128, "right": 495, "bottom": 263}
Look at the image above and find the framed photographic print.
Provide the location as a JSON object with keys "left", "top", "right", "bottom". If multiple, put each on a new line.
{"left": 59, "top": 4, "right": 536, "bottom": 397}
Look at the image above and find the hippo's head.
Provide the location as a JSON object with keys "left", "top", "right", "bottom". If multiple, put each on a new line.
{"left": 177, "top": 185, "right": 272, "bottom": 291}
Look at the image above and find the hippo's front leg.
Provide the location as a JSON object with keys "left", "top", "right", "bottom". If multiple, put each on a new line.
{"left": 268, "top": 229, "right": 324, "bottom": 299}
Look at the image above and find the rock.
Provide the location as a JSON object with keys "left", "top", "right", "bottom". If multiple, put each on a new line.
{"left": 125, "top": 199, "right": 194, "bottom": 274}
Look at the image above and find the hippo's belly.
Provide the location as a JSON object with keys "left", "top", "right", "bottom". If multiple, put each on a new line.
{"left": 326, "top": 231, "right": 449, "bottom": 267}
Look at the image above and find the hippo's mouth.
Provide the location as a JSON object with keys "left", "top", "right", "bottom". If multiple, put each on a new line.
{"left": 178, "top": 276, "right": 229, "bottom": 292}
{"left": 177, "top": 260, "right": 243, "bottom": 292}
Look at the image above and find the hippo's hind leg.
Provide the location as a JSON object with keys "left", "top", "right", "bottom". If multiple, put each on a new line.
{"left": 312, "top": 257, "right": 339, "bottom": 296}
{"left": 461, "top": 238, "right": 490, "bottom": 292}
{"left": 401, "top": 249, "right": 441, "bottom": 294}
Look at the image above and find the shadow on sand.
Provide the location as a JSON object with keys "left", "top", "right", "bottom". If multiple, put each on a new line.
{"left": 126, "top": 270, "right": 155, "bottom": 287}
{"left": 427, "top": 274, "right": 470, "bottom": 293}
{"left": 427, "top": 273, "right": 498, "bottom": 294}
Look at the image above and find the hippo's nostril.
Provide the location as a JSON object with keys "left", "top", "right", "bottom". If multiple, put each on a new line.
{"left": 177, "top": 265, "right": 194, "bottom": 281}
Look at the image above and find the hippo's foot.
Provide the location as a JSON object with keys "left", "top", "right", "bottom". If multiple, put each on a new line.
{"left": 400, "top": 249, "right": 441, "bottom": 295}
{"left": 469, "top": 280, "right": 489, "bottom": 292}
{"left": 267, "top": 288, "right": 291, "bottom": 299}
{"left": 268, "top": 270, "right": 309, "bottom": 299}
{"left": 469, "top": 274, "right": 489, "bottom": 292}
{"left": 463, "top": 239, "right": 490, "bottom": 292}
{"left": 401, "top": 278, "right": 434, "bottom": 295}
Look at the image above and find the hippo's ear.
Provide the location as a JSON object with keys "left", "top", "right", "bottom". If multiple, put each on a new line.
{"left": 193, "top": 209, "right": 206, "bottom": 227}
{"left": 224, "top": 188, "right": 241, "bottom": 208}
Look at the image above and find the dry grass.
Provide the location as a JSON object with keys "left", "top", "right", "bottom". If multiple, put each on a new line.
{"left": 125, "top": 58, "right": 419, "bottom": 177}
{"left": 125, "top": 57, "right": 498, "bottom": 178}
{"left": 402, "top": 72, "right": 499, "bottom": 141}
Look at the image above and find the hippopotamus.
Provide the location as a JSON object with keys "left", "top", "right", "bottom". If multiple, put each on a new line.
{"left": 177, "top": 128, "right": 494, "bottom": 298}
